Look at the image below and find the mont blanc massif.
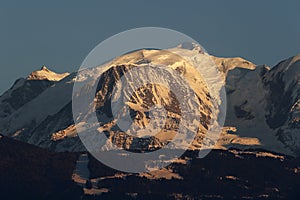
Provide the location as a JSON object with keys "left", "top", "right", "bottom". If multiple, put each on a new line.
{"left": 0, "top": 44, "right": 299, "bottom": 200}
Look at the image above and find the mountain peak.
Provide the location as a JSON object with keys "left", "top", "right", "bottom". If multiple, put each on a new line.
{"left": 41, "top": 66, "right": 50, "bottom": 71}
{"left": 27, "top": 66, "right": 70, "bottom": 81}
{"left": 176, "top": 42, "right": 207, "bottom": 54}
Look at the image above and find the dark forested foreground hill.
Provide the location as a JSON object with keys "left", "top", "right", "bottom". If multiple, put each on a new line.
{"left": 1, "top": 134, "right": 299, "bottom": 200}
{"left": 0, "top": 135, "right": 83, "bottom": 199}
{"left": 85, "top": 149, "right": 300, "bottom": 200}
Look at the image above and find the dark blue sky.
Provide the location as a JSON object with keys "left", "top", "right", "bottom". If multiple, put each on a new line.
{"left": 0, "top": 0, "right": 299, "bottom": 93}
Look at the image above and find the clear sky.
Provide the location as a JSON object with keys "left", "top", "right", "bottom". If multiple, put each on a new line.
{"left": 0, "top": 0, "right": 299, "bottom": 94}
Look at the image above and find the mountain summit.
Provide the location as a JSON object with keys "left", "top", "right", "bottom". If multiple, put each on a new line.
{"left": 27, "top": 66, "right": 69, "bottom": 81}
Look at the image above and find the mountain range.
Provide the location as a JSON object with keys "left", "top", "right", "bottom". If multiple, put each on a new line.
{"left": 0, "top": 45, "right": 299, "bottom": 156}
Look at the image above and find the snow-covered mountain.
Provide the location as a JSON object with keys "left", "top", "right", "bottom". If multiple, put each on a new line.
{"left": 264, "top": 55, "right": 300, "bottom": 155}
{"left": 219, "top": 54, "right": 300, "bottom": 156}
{"left": 0, "top": 66, "right": 68, "bottom": 119}
{"left": 0, "top": 46, "right": 299, "bottom": 156}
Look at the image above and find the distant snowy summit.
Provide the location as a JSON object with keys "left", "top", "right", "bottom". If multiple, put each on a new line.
{"left": 27, "top": 66, "right": 69, "bottom": 81}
